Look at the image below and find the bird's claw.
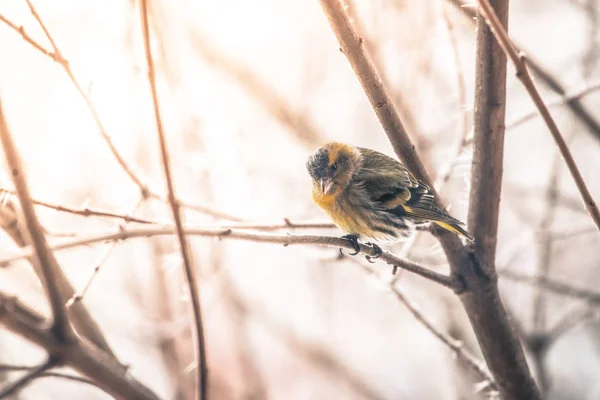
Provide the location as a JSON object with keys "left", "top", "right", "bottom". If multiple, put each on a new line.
{"left": 364, "top": 242, "right": 382, "bottom": 263}
{"left": 340, "top": 234, "right": 361, "bottom": 256}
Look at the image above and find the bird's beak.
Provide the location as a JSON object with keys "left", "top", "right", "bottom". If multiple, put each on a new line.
{"left": 319, "top": 178, "right": 334, "bottom": 195}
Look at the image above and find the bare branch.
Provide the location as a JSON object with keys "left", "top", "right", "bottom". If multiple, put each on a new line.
{"left": 0, "top": 356, "right": 59, "bottom": 398}
{"left": 0, "top": 100, "right": 74, "bottom": 342}
{"left": 506, "top": 82, "right": 600, "bottom": 130}
{"left": 500, "top": 269, "right": 600, "bottom": 304}
{"left": 349, "top": 257, "right": 497, "bottom": 392}
{"left": 447, "top": 0, "right": 600, "bottom": 143}
{"left": 0, "top": 364, "right": 96, "bottom": 387}
{"left": 0, "top": 226, "right": 461, "bottom": 290}
{"left": 0, "top": 7, "right": 242, "bottom": 221}
{"left": 0, "top": 293, "right": 161, "bottom": 400}
{"left": 1, "top": 187, "right": 337, "bottom": 230}
{"left": 138, "top": 1, "right": 207, "bottom": 398}
{"left": 318, "top": 1, "right": 539, "bottom": 398}
{"left": 475, "top": 0, "right": 600, "bottom": 231}
{"left": 189, "top": 29, "right": 322, "bottom": 147}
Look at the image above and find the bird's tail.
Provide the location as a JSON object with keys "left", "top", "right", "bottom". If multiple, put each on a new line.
{"left": 433, "top": 221, "right": 474, "bottom": 242}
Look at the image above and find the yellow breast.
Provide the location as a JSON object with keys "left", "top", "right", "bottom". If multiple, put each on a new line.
{"left": 312, "top": 184, "right": 376, "bottom": 237}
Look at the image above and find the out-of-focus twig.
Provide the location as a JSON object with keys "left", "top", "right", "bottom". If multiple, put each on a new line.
{"left": 500, "top": 269, "right": 600, "bottom": 304}
{"left": 0, "top": 100, "right": 74, "bottom": 342}
{"left": 434, "top": 4, "right": 472, "bottom": 191}
{"left": 475, "top": 0, "right": 600, "bottom": 232}
{"left": 0, "top": 364, "right": 96, "bottom": 387}
{"left": 66, "top": 197, "right": 146, "bottom": 308}
{"left": 0, "top": 356, "right": 59, "bottom": 398}
{"left": 447, "top": 0, "right": 600, "bottom": 144}
{"left": 0, "top": 7, "right": 242, "bottom": 222}
{"left": 1, "top": 226, "right": 462, "bottom": 290}
{"left": 347, "top": 256, "right": 497, "bottom": 393}
{"left": 139, "top": 2, "right": 207, "bottom": 399}
{"left": 189, "top": 29, "right": 322, "bottom": 148}
{"left": 506, "top": 82, "right": 600, "bottom": 130}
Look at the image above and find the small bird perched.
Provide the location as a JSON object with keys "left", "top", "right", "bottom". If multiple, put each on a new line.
{"left": 306, "top": 142, "right": 473, "bottom": 255}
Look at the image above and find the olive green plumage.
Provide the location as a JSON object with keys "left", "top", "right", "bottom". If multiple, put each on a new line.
{"left": 306, "top": 142, "right": 473, "bottom": 242}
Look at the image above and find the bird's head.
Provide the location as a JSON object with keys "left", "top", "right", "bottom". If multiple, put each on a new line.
{"left": 306, "top": 142, "right": 361, "bottom": 196}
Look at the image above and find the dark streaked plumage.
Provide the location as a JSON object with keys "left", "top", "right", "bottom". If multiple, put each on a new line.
{"left": 306, "top": 142, "right": 473, "bottom": 242}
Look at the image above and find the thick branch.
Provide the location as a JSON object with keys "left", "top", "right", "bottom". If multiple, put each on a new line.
{"left": 0, "top": 101, "right": 74, "bottom": 342}
{"left": 318, "top": 1, "right": 539, "bottom": 398}
{"left": 0, "top": 294, "right": 161, "bottom": 400}
{"left": 447, "top": 0, "right": 600, "bottom": 143}
{"left": 475, "top": 0, "right": 600, "bottom": 231}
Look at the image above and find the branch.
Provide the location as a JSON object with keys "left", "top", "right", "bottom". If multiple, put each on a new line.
{"left": 0, "top": 294, "right": 161, "bottom": 400}
{"left": 447, "top": 0, "right": 600, "bottom": 143}
{"left": 0, "top": 364, "right": 96, "bottom": 387}
{"left": 189, "top": 29, "right": 322, "bottom": 148}
{"left": 0, "top": 100, "right": 74, "bottom": 342}
{"left": 348, "top": 257, "right": 497, "bottom": 392}
{"left": 506, "top": 82, "right": 600, "bottom": 130}
{"left": 0, "top": 188, "right": 337, "bottom": 230}
{"left": 475, "top": 0, "right": 600, "bottom": 232}
{"left": 0, "top": 227, "right": 461, "bottom": 290}
{"left": 0, "top": 356, "right": 59, "bottom": 398}
{"left": 318, "top": 1, "right": 539, "bottom": 398}
{"left": 138, "top": 2, "right": 207, "bottom": 399}
{"left": 0, "top": 6, "right": 241, "bottom": 222}
{"left": 500, "top": 269, "right": 600, "bottom": 304}
{"left": 0, "top": 193, "right": 117, "bottom": 356}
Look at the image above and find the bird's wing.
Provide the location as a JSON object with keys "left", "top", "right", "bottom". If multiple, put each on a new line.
{"left": 355, "top": 147, "right": 461, "bottom": 224}
{"left": 355, "top": 147, "right": 424, "bottom": 209}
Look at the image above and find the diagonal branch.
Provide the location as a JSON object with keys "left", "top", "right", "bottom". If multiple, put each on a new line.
{"left": 447, "top": 0, "right": 600, "bottom": 144}
{"left": 0, "top": 100, "right": 74, "bottom": 343}
{"left": 0, "top": 293, "right": 161, "bottom": 400}
{"left": 138, "top": 1, "right": 207, "bottom": 399}
{"left": 0, "top": 5, "right": 241, "bottom": 221}
{"left": 475, "top": 0, "right": 600, "bottom": 232}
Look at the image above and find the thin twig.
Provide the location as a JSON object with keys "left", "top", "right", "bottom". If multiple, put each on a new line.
{"left": 0, "top": 189, "right": 337, "bottom": 230}
{"left": 188, "top": 29, "right": 322, "bottom": 147}
{"left": 434, "top": 4, "right": 472, "bottom": 191}
{"left": 506, "top": 82, "right": 600, "bottom": 130}
{"left": 0, "top": 227, "right": 462, "bottom": 290}
{"left": 66, "top": 198, "right": 145, "bottom": 307}
{"left": 0, "top": 364, "right": 96, "bottom": 387}
{"left": 0, "top": 100, "right": 74, "bottom": 342}
{"left": 475, "top": 0, "right": 600, "bottom": 231}
{"left": 348, "top": 257, "right": 497, "bottom": 392}
{"left": 447, "top": 0, "right": 600, "bottom": 143}
{"left": 0, "top": 7, "right": 241, "bottom": 221}
{"left": 0, "top": 188, "right": 115, "bottom": 356}
{"left": 0, "top": 356, "right": 59, "bottom": 398}
{"left": 138, "top": 2, "right": 207, "bottom": 399}
{"left": 500, "top": 269, "right": 600, "bottom": 304}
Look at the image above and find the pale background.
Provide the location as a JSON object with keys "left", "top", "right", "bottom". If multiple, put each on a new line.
{"left": 0, "top": 0, "right": 599, "bottom": 399}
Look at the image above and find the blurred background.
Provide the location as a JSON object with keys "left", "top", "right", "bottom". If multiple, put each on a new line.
{"left": 1, "top": 0, "right": 600, "bottom": 398}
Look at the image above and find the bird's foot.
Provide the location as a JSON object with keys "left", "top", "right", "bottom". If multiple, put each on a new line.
{"left": 340, "top": 234, "right": 361, "bottom": 256}
{"left": 364, "top": 242, "right": 382, "bottom": 263}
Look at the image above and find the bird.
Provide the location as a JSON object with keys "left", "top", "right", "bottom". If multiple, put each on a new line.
{"left": 306, "top": 142, "right": 473, "bottom": 257}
